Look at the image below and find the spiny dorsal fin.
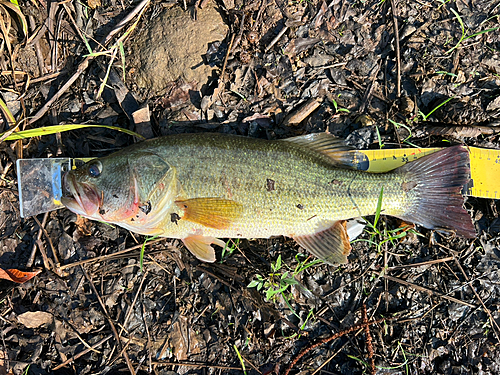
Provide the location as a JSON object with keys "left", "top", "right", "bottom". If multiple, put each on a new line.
{"left": 281, "top": 133, "right": 366, "bottom": 170}
{"left": 175, "top": 197, "right": 243, "bottom": 230}
{"left": 282, "top": 133, "right": 351, "bottom": 152}
{"left": 292, "top": 220, "right": 351, "bottom": 264}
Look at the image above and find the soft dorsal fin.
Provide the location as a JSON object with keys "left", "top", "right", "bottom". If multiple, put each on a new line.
{"left": 281, "top": 133, "right": 364, "bottom": 169}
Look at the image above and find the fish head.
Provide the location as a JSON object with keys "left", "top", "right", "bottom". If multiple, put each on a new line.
{"left": 61, "top": 155, "right": 141, "bottom": 222}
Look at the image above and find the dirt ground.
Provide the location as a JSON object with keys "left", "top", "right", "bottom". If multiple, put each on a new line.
{"left": 1, "top": 0, "right": 500, "bottom": 374}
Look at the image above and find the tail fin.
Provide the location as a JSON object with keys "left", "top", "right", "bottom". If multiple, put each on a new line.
{"left": 397, "top": 146, "right": 476, "bottom": 238}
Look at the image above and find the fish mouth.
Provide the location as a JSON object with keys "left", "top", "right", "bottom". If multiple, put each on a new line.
{"left": 61, "top": 172, "right": 102, "bottom": 217}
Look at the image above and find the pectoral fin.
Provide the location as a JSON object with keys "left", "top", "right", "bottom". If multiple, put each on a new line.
{"left": 182, "top": 235, "right": 226, "bottom": 262}
{"left": 292, "top": 220, "right": 351, "bottom": 265}
{"left": 175, "top": 198, "right": 242, "bottom": 230}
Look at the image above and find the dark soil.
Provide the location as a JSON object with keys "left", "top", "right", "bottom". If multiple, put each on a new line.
{"left": 1, "top": 0, "right": 500, "bottom": 374}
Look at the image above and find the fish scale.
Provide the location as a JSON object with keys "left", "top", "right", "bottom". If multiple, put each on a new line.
{"left": 157, "top": 136, "right": 404, "bottom": 238}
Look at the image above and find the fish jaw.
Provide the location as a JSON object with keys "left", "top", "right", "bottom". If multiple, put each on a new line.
{"left": 61, "top": 172, "right": 102, "bottom": 218}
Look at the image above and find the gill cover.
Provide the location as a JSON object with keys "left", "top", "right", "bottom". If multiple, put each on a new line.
{"left": 122, "top": 152, "right": 182, "bottom": 233}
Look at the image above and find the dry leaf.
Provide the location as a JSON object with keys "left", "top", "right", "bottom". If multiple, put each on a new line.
{"left": 423, "top": 124, "right": 496, "bottom": 138}
{"left": 486, "top": 96, "right": 500, "bottom": 112}
{"left": 0, "top": 268, "right": 40, "bottom": 283}
{"left": 0, "top": 348, "right": 8, "bottom": 375}
{"left": 88, "top": 0, "right": 101, "bottom": 9}
{"left": 17, "top": 311, "right": 54, "bottom": 329}
{"left": 75, "top": 215, "right": 93, "bottom": 236}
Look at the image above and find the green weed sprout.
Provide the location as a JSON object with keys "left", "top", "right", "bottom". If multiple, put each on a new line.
{"left": 447, "top": 8, "right": 499, "bottom": 54}
{"left": 353, "top": 187, "right": 422, "bottom": 257}
{"left": 248, "top": 254, "right": 321, "bottom": 318}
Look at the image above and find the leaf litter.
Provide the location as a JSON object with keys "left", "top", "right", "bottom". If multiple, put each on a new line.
{"left": 0, "top": 0, "right": 500, "bottom": 374}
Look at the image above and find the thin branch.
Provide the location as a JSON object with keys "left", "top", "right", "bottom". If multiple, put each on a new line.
{"left": 390, "top": 0, "right": 401, "bottom": 98}
{"left": 453, "top": 257, "right": 500, "bottom": 343}
{"left": 28, "top": 0, "right": 150, "bottom": 125}
{"left": 52, "top": 335, "right": 113, "bottom": 371}
{"left": 282, "top": 315, "right": 386, "bottom": 375}
{"left": 81, "top": 266, "right": 137, "bottom": 375}
{"left": 384, "top": 275, "right": 476, "bottom": 308}
{"left": 59, "top": 238, "right": 165, "bottom": 270}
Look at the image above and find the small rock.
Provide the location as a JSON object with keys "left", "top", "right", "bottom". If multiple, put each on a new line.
{"left": 66, "top": 99, "right": 81, "bottom": 113}
{"left": 130, "top": 5, "right": 228, "bottom": 96}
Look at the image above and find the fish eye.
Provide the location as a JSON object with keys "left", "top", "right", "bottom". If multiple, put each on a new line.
{"left": 88, "top": 162, "right": 102, "bottom": 178}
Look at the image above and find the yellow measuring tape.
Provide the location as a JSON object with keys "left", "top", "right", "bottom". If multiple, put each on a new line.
{"left": 352, "top": 146, "right": 500, "bottom": 199}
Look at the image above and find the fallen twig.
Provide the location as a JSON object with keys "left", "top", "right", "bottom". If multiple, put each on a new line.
{"left": 384, "top": 274, "right": 476, "bottom": 308}
{"left": 28, "top": 0, "right": 150, "bottom": 125}
{"left": 386, "top": 256, "right": 455, "bottom": 271}
{"left": 59, "top": 238, "right": 165, "bottom": 270}
{"left": 362, "top": 304, "right": 376, "bottom": 375}
{"left": 81, "top": 266, "right": 137, "bottom": 375}
{"left": 453, "top": 256, "right": 500, "bottom": 344}
{"left": 140, "top": 361, "right": 242, "bottom": 370}
{"left": 52, "top": 334, "right": 113, "bottom": 370}
{"left": 390, "top": 0, "right": 401, "bottom": 98}
{"left": 265, "top": 24, "right": 289, "bottom": 53}
{"left": 26, "top": 212, "right": 48, "bottom": 268}
{"left": 282, "top": 313, "right": 386, "bottom": 375}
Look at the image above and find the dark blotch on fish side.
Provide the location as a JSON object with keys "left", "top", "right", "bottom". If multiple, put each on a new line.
{"left": 140, "top": 201, "right": 152, "bottom": 215}
{"left": 297, "top": 204, "right": 304, "bottom": 210}
{"left": 171, "top": 213, "right": 181, "bottom": 225}
{"left": 113, "top": 194, "right": 118, "bottom": 198}
{"left": 402, "top": 181, "right": 417, "bottom": 192}
{"left": 329, "top": 179, "right": 343, "bottom": 185}
{"left": 99, "top": 208, "right": 106, "bottom": 215}
{"left": 266, "top": 178, "right": 275, "bottom": 191}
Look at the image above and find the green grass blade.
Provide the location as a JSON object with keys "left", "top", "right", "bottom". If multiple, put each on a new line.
{"left": 81, "top": 32, "right": 95, "bottom": 55}
{"left": 464, "top": 26, "right": 500, "bottom": 41}
{"left": 233, "top": 345, "right": 247, "bottom": 375}
{"left": 140, "top": 238, "right": 146, "bottom": 272}
{"left": 0, "top": 96, "right": 16, "bottom": 126}
{"left": 3, "top": 0, "right": 28, "bottom": 37}
{"left": 140, "top": 235, "right": 158, "bottom": 272}
{"left": 119, "top": 41, "right": 126, "bottom": 82}
{"left": 373, "top": 187, "right": 384, "bottom": 228}
{"left": 375, "top": 126, "right": 384, "bottom": 148}
{"left": 0, "top": 124, "right": 145, "bottom": 141}
{"left": 446, "top": 8, "right": 466, "bottom": 54}
{"left": 424, "top": 96, "right": 455, "bottom": 120}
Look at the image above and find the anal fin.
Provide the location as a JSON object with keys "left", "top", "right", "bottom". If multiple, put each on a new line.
{"left": 293, "top": 220, "right": 351, "bottom": 265}
{"left": 182, "top": 235, "right": 226, "bottom": 262}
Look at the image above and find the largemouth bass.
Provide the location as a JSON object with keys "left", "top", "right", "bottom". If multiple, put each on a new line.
{"left": 61, "top": 133, "right": 475, "bottom": 264}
